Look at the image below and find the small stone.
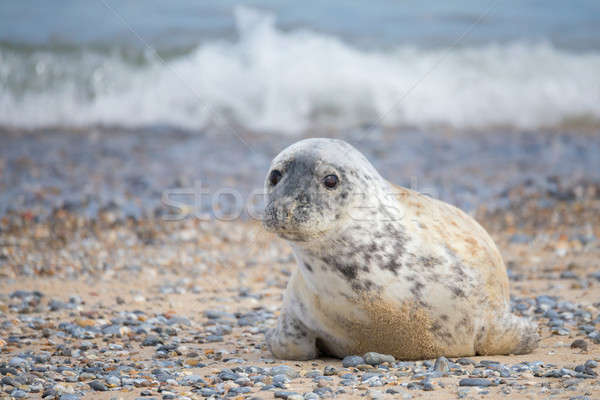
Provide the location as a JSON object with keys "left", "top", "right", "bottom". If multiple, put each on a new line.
{"left": 363, "top": 352, "right": 395, "bottom": 365}
{"left": 323, "top": 366, "right": 336, "bottom": 376}
{"left": 89, "top": 380, "right": 108, "bottom": 391}
{"left": 570, "top": 339, "right": 588, "bottom": 351}
{"left": 270, "top": 365, "right": 299, "bottom": 378}
{"left": 367, "top": 390, "right": 384, "bottom": 400}
{"left": 8, "top": 357, "right": 27, "bottom": 368}
{"left": 552, "top": 327, "right": 570, "bottom": 336}
{"left": 205, "top": 334, "right": 223, "bottom": 343}
{"left": 509, "top": 234, "right": 530, "bottom": 244}
{"left": 10, "top": 389, "right": 27, "bottom": 398}
{"left": 106, "top": 375, "right": 121, "bottom": 386}
{"left": 60, "top": 395, "right": 81, "bottom": 400}
{"left": 588, "top": 331, "right": 600, "bottom": 344}
{"left": 274, "top": 391, "right": 301, "bottom": 399}
{"left": 433, "top": 356, "right": 449, "bottom": 373}
{"left": 200, "top": 388, "right": 216, "bottom": 397}
{"left": 342, "top": 355, "right": 365, "bottom": 368}
{"left": 142, "top": 335, "right": 161, "bottom": 346}
{"left": 272, "top": 374, "right": 290, "bottom": 386}
{"left": 459, "top": 378, "right": 492, "bottom": 387}
{"left": 560, "top": 271, "right": 578, "bottom": 279}
{"left": 218, "top": 370, "right": 240, "bottom": 381}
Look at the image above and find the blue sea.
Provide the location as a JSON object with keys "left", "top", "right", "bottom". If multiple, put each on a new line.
{"left": 1, "top": 0, "right": 600, "bottom": 133}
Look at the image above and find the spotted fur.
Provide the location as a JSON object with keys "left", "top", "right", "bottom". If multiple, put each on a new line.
{"left": 264, "top": 138, "right": 539, "bottom": 360}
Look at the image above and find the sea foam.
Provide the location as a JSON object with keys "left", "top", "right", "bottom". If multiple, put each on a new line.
{"left": 1, "top": 7, "right": 599, "bottom": 133}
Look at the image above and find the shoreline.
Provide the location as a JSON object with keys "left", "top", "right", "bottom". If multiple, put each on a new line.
{"left": 1, "top": 126, "right": 599, "bottom": 221}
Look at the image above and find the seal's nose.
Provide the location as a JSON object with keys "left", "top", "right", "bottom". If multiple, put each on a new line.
{"left": 263, "top": 197, "right": 306, "bottom": 232}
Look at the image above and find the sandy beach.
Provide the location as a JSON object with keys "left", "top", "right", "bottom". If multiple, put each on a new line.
{"left": 1, "top": 127, "right": 599, "bottom": 399}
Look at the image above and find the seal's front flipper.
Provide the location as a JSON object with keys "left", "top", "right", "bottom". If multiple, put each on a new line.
{"left": 266, "top": 310, "right": 317, "bottom": 360}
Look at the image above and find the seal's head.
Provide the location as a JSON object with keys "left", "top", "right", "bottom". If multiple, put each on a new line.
{"left": 263, "top": 138, "right": 382, "bottom": 242}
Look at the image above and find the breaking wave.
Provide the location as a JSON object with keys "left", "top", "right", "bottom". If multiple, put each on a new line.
{"left": 1, "top": 7, "right": 600, "bottom": 133}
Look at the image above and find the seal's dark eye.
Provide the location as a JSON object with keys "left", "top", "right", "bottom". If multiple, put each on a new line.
{"left": 323, "top": 174, "right": 339, "bottom": 189}
{"left": 269, "top": 169, "right": 282, "bottom": 186}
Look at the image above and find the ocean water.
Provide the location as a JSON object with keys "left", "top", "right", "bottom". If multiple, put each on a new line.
{"left": 1, "top": 0, "right": 600, "bottom": 133}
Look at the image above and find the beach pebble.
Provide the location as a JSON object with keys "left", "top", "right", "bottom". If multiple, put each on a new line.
{"left": 274, "top": 391, "right": 302, "bottom": 399}
{"left": 342, "top": 355, "right": 365, "bottom": 368}
{"left": 459, "top": 378, "right": 493, "bottom": 387}
{"left": 270, "top": 365, "right": 299, "bottom": 378}
{"left": 434, "top": 356, "right": 450, "bottom": 373}
{"left": 363, "top": 352, "right": 395, "bottom": 365}
{"left": 10, "top": 389, "right": 28, "bottom": 398}
{"left": 89, "top": 380, "right": 108, "bottom": 391}
{"left": 571, "top": 339, "right": 588, "bottom": 351}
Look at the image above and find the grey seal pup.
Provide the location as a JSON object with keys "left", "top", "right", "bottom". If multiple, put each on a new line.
{"left": 263, "top": 138, "right": 538, "bottom": 360}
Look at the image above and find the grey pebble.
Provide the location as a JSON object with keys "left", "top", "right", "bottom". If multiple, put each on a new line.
{"left": 142, "top": 335, "right": 161, "bottom": 346}
{"left": 363, "top": 352, "right": 395, "bottom": 365}
{"left": 459, "top": 378, "right": 493, "bottom": 387}
{"left": 323, "top": 365, "right": 336, "bottom": 376}
{"left": 200, "top": 388, "right": 217, "bottom": 396}
{"left": 60, "top": 395, "right": 81, "bottom": 400}
{"left": 89, "top": 380, "right": 108, "bottom": 391}
{"left": 272, "top": 374, "right": 290, "bottom": 386}
{"left": 205, "top": 334, "right": 224, "bottom": 343}
{"left": 106, "top": 376, "right": 121, "bottom": 386}
{"left": 342, "top": 355, "right": 365, "bottom": 368}
{"left": 8, "top": 357, "right": 28, "bottom": 368}
{"left": 274, "top": 391, "right": 301, "bottom": 399}
{"left": 270, "top": 365, "right": 299, "bottom": 378}
{"left": 588, "top": 331, "right": 600, "bottom": 344}
{"left": 570, "top": 339, "right": 588, "bottom": 351}
{"left": 433, "top": 356, "right": 449, "bottom": 373}
{"left": 10, "top": 389, "right": 28, "bottom": 398}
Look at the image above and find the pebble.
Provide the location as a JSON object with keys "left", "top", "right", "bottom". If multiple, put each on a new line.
{"left": 89, "top": 380, "right": 108, "bottom": 391}
{"left": 10, "top": 389, "right": 28, "bottom": 398}
{"left": 571, "top": 339, "right": 588, "bottom": 351}
{"left": 270, "top": 365, "right": 299, "bottom": 378}
{"left": 433, "top": 356, "right": 450, "bottom": 373}
{"left": 8, "top": 356, "right": 27, "bottom": 368}
{"left": 459, "top": 378, "right": 493, "bottom": 387}
{"left": 60, "top": 395, "right": 81, "bottom": 400}
{"left": 274, "top": 391, "right": 302, "bottom": 399}
{"left": 363, "top": 352, "right": 395, "bottom": 365}
{"left": 323, "top": 365, "right": 336, "bottom": 376}
{"left": 142, "top": 335, "right": 161, "bottom": 346}
{"left": 342, "top": 355, "right": 365, "bottom": 368}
